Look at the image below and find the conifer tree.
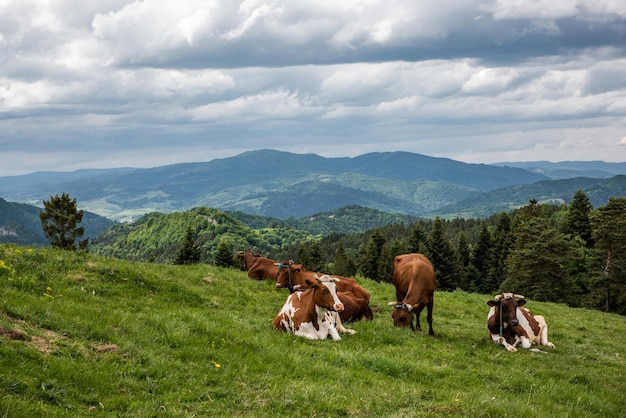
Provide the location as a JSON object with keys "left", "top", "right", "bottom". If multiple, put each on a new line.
{"left": 488, "top": 212, "right": 512, "bottom": 293}
{"left": 214, "top": 239, "right": 235, "bottom": 267}
{"left": 333, "top": 241, "right": 356, "bottom": 277}
{"left": 503, "top": 201, "right": 577, "bottom": 303}
{"left": 408, "top": 222, "right": 426, "bottom": 253}
{"left": 589, "top": 197, "right": 626, "bottom": 313}
{"left": 39, "top": 193, "right": 88, "bottom": 251}
{"left": 174, "top": 226, "right": 201, "bottom": 265}
{"left": 472, "top": 223, "right": 493, "bottom": 293}
{"left": 426, "top": 217, "right": 465, "bottom": 291}
{"left": 566, "top": 189, "right": 594, "bottom": 248}
{"left": 360, "top": 229, "right": 386, "bottom": 281}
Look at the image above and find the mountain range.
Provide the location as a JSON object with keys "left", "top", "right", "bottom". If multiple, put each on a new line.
{"left": 1, "top": 150, "right": 625, "bottom": 223}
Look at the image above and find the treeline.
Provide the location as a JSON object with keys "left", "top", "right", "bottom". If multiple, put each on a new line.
{"left": 269, "top": 191, "right": 626, "bottom": 315}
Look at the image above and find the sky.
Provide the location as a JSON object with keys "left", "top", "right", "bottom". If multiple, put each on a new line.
{"left": 1, "top": 0, "right": 626, "bottom": 176}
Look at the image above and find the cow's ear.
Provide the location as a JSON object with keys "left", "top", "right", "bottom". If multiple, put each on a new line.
{"left": 487, "top": 300, "right": 498, "bottom": 307}
{"left": 517, "top": 299, "right": 527, "bottom": 306}
{"left": 294, "top": 267, "right": 301, "bottom": 273}
{"left": 305, "top": 279, "right": 317, "bottom": 288}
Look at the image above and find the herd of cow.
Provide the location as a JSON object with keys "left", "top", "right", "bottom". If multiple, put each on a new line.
{"left": 237, "top": 250, "right": 555, "bottom": 352}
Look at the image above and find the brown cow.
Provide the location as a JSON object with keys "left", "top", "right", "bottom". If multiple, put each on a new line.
{"left": 273, "top": 275, "right": 356, "bottom": 340}
{"left": 275, "top": 261, "right": 370, "bottom": 302}
{"left": 388, "top": 253, "right": 435, "bottom": 335}
{"left": 237, "top": 250, "right": 279, "bottom": 281}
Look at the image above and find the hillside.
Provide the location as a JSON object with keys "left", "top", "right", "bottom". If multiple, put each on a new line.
{"left": 0, "top": 198, "right": 115, "bottom": 246}
{"left": 1, "top": 245, "right": 625, "bottom": 416}
{"left": 0, "top": 150, "right": 547, "bottom": 221}
{"left": 90, "top": 205, "right": 419, "bottom": 263}
{"left": 493, "top": 161, "right": 626, "bottom": 179}
{"left": 436, "top": 175, "right": 626, "bottom": 218}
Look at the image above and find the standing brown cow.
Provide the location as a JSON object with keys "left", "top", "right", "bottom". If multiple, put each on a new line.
{"left": 388, "top": 253, "right": 436, "bottom": 335}
{"left": 237, "top": 250, "right": 279, "bottom": 281}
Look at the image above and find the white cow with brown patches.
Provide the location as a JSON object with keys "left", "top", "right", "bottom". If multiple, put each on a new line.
{"left": 273, "top": 275, "right": 356, "bottom": 340}
{"left": 487, "top": 292, "right": 555, "bottom": 352}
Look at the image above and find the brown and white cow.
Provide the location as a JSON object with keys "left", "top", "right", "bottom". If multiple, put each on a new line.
{"left": 388, "top": 253, "right": 435, "bottom": 335}
{"left": 275, "top": 261, "right": 370, "bottom": 302}
{"left": 273, "top": 275, "right": 356, "bottom": 340}
{"left": 487, "top": 292, "right": 555, "bottom": 352}
{"left": 237, "top": 250, "right": 279, "bottom": 281}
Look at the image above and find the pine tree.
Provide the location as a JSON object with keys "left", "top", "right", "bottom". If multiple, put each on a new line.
{"left": 360, "top": 229, "right": 386, "bottom": 281}
{"left": 472, "top": 223, "right": 493, "bottom": 294}
{"left": 214, "top": 239, "right": 235, "bottom": 268}
{"left": 39, "top": 193, "right": 88, "bottom": 251}
{"left": 566, "top": 189, "right": 594, "bottom": 248}
{"left": 503, "top": 202, "right": 578, "bottom": 303}
{"left": 408, "top": 223, "right": 426, "bottom": 253}
{"left": 333, "top": 241, "right": 356, "bottom": 277}
{"left": 174, "top": 227, "right": 201, "bottom": 265}
{"left": 488, "top": 212, "right": 512, "bottom": 293}
{"left": 426, "top": 217, "right": 465, "bottom": 291}
{"left": 589, "top": 197, "right": 626, "bottom": 313}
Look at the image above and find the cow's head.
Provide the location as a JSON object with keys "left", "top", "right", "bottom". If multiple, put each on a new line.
{"left": 392, "top": 303, "right": 415, "bottom": 330}
{"left": 487, "top": 293, "right": 526, "bottom": 328}
{"left": 307, "top": 275, "right": 344, "bottom": 312}
{"left": 275, "top": 261, "right": 300, "bottom": 290}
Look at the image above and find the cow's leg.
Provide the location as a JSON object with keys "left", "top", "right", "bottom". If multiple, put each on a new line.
{"left": 332, "top": 312, "right": 356, "bottom": 335}
{"left": 535, "top": 315, "right": 555, "bottom": 348}
{"left": 426, "top": 301, "right": 434, "bottom": 336}
{"left": 413, "top": 303, "right": 426, "bottom": 332}
{"left": 491, "top": 333, "right": 517, "bottom": 352}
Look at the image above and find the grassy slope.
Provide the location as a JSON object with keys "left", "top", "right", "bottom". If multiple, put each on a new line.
{"left": 1, "top": 245, "right": 625, "bottom": 417}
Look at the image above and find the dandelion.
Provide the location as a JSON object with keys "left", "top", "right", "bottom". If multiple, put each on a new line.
{"left": 211, "top": 361, "right": 221, "bottom": 368}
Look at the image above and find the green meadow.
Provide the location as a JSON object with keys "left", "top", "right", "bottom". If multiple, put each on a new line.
{"left": 1, "top": 245, "right": 625, "bottom": 417}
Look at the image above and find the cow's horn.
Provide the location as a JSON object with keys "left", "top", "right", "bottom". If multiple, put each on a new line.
{"left": 514, "top": 294, "right": 525, "bottom": 299}
{"left": 494, "top": 294, "right": 503, "bottom": 301}
{"left": 405, "top": 303, "right": 413, "bottom": 311}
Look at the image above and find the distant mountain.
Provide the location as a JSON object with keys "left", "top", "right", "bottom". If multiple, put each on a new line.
{"left": 0, "top": 150, "right": 548, "bottom": 221}
{"left": 492, "top": 161, "right": 626, "bottom": 180}
{"left": 435, "top": 175, "right": 626, "bottom": 218}
{"left": 0, "top": 198, "right": 115, "bottom": 246}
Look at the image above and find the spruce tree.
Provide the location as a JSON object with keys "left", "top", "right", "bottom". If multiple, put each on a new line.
{"left": 174, "top": 227, "right": 201, "bottom": 265}
{"left": 39, "top": 193, "right": 88, "bottom": 251}
{"left": 214, "top": 239, "right": 235, "bottom": 268}
{"left": 566, "top": 189, "right": 594, "bottom": 248}
{"left": 426, "top": 217, "right": 465, "bottom": 291}
{"left": 333, "top": 241, "right": 356, "bottom": 277}
{"left": 472, "top": 223, "right": 493, "bottom": 294}
{"left": 589, "top": 197, "right": 626, "bottom": 313}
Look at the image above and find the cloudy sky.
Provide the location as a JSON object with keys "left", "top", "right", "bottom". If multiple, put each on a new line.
{"left": 1, "top": 0, "right": 626, "bottom": 176}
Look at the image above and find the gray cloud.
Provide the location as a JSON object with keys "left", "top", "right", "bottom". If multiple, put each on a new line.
{"left": 1, "top": 0, "right": 625, "bottom": 176}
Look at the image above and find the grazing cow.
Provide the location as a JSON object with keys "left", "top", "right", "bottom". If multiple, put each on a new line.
{"left": 388, "top": 253, "right": 435, "bottom": 335}
{"left": 487, "top": 293, "right": 555, "bottom": 352}
{"left": 237, "top": 250, "right": 279, "bottom": 281}
{"left": 273, "top": 275, "right": 356, "bottom": 340}
{"left": 275, "top": 261, "right": 370, "bottom": 302}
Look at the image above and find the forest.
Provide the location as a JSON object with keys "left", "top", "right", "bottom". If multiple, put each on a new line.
{"left": 90, "top": 191, "right": 626, "bottom": 315}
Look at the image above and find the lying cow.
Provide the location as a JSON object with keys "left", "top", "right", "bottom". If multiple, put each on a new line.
{"left": 273, "top": 275, "right": 356, "bottom": 340}
{"left": 388, "top": 253, "right": 436, "bottom": 335}
{"left": 237, "top": 250, "right": 279, "bottom": 281}
{"left": 487, "top": 292, "right": 555, "bottom": 352}
{"left": 275, "top": 261, "right": 370, "bottom": 302}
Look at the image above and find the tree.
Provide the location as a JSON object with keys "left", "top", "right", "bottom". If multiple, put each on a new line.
{"left": 566, "top": 189, "right": 594, "bottom": 248}
{"left": 472, "top": 223, "right": 493, "bottom": 294}
{"left": 502, "top": 201, "right": 578, "bottom": 303}
{"left": 426, "top": 217, "right": 465, "bottom": 291}
{"left": 333, "top": 241, "right": 356, "bottom": 277}
{"left": 487, "top": 212, "right": 512, "bottom": 294}
{"left": 174, "top": 226, "right": 201, "bottom": 265}
{"left": 39, "top": 193, "right": 88, "bottom": 251}
{"left": 214, "top": 239, "right": 235, "bottom": 268}
{"left": 589, "top": 197, "right": 626, "bottom": 314}
{"left": 408, "top": 223, "right": 427, "bottom": 253}
{"left": 359, "top": 229, "right": 386, "bottom": 281}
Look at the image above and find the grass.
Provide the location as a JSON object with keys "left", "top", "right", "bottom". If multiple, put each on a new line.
{"left": 1, "top": 244, "right": 625, "bottom": 417}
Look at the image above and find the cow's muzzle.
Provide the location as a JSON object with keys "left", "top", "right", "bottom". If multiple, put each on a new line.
{"left": 334, "top": 303, "right": 344, "bottom": 312}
